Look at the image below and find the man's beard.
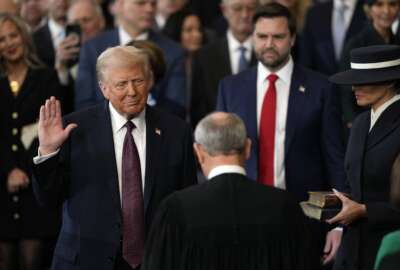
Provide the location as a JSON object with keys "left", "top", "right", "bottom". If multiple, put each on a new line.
{"left": 257, "top": 48, "right": 290, "bottom": 70}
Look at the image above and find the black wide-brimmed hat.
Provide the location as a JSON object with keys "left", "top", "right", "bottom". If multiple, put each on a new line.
{"left": 329, "top": 45, "right": 400, "bottom": 85}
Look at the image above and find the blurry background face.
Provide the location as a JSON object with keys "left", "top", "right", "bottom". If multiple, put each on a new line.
{"left": 20, "top": 0, "right": 44, "bottom": 28}
{"left": 222, "top": 0, "right": 257, "bottom": 39}
{"left": 253, "top": 17, "right": 294, "bottom": 71}
{"left": 369, "top": 0, "right": 400, "bottom": 30}
{"left": 48, "top": 0, "right": 69, "bottom": 23}
{"left": 0, "top": 20, "right": 24, "bottom": 64}
{"left": 157, "top": 0, "right": 187, "bottom": 17}
{"left": 119, "top": 0, "right": 156, "bottom": 33}
{"left": 68, "top": 0, "right": 105, "bottom": 43}
{"left": 0, "top": 0, "right": 20, "bottom": 15}
{"left": 181, "top": 15, "right": 203, "bottom": 52}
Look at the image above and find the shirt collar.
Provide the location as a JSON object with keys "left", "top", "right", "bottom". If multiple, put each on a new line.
{"left": 48, "top": 18, "right": 65, "bottom": 39}
{"left": 334, "top": 0, "right": 356, "bottom": 10}
{"left": 371, "top": 94, "right": 400, "bottom": 121}
{"left": 109, "top": 102, "right": 146, "bottom": 134}
{"left": 257, "top": 56, "right": 294, "bottom": 85}
{"left": 118, "top": 26, "right": 149, "bottom": 45}
{"left": 207, "top": 165, "right": 246, "bottom": 180}
{"left": 227, "top": 30, "right": 253, "bottom": 54}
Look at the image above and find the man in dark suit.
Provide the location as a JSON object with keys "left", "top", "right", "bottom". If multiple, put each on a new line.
{"left": 299, "top": 0, "right": 366, "bottom": 76}
{"left": 142, "top": 112, "right": 319, "bottom": 270}
{"left": 190, "top": 0, "right": 258, "bottom": 127}
{"left": 32, "top": 46, "right": 197, "bottom": 270}
{"left": 217, "top": 3, "right": 347, "bottom": 266}
{"left": 75, "top": 0, "right": 187, "bottom": 118}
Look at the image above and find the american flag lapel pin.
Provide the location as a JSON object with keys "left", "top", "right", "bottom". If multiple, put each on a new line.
{"left": 155, "top": 128, "right": 161, "bottom": 136}
{"left": 299, "top": 85, "right": 306, "bottom": 93}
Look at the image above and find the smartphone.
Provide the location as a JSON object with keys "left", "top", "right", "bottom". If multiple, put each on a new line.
{"left": 65, "top": 24, "right": 81, "bottom": 67}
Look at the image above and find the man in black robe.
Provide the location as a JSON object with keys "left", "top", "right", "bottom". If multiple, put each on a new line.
{"left": 142, "top": 112, "right": 319, "bottom": 270}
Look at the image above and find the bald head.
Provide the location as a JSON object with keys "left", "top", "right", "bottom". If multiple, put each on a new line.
{"left": 194, "top": 112, "right": 247, "bottom": 156}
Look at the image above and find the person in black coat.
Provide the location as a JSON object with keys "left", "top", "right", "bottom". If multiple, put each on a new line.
{"left": 0, "top": 13, "right": 64, "bottom": 270}
{"left": 329, "top": 45, "right": 400, "bottom": 270}
{"left": 142, "top": 112, "right": 319, "bottom": 270}
{"left": 339, "top": 0, "right": 400, "bottom": 130}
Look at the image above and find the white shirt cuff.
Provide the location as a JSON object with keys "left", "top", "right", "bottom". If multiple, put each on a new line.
{"left": 333, "top": 227, "right": 343, "bottom": 232}
{"left": 33, "top": 149, "right": 60, "bottom": 164}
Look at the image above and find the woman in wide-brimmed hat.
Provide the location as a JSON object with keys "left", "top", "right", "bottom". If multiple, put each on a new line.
{"left": 328, "top": 44, "right": 400, "bottom": 270}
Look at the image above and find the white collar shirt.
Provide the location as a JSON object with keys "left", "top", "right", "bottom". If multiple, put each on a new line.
{"left": 109, "top": 103, "right": 147, "bottom": 200}
{"left": 118, "top": 26, "right": 149, "bottom": 45}
{"left": 256, "top": 58, "right": 294, "bottom": 190}
{"left": 208, "top": 165, "right": 246, "bottom": 180}
{"left": 370, "top": 94, "right": 400, "bottom": 131}
{"left": 227, "top": 30, "right": 253, "bottom": 74}
{"left": 332, "top": 0, "right": 357, "bottom": 31}
{"left": 48, "top": 18, "right": 65, "bottom": 49}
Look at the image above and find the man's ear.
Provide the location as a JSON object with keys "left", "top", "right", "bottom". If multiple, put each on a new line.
{"left": 193, "top": 143, "right": 205, "bottom": 165}
{"left": 99, "top": 81, "right": 109, "bottom": 99}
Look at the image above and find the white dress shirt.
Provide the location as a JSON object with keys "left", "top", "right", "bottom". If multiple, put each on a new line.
{"left": 332, "top": 0, "right": 357, "bottom": 33}
{"left": 48, "top": 18, "right": 65, "bottom": 49}
{"left": 118, "top": 26, "right": 149, "bottom": 45}
{"left": 256, "top": 58, "right": 294, "bottom": 189}
{"left": 207, "top": 165, "right": 246, "bottom": 180}
{"left": 109, "top": 103, "right": 147, "bottom": 199}
{"left": 370, "top": 94, "right": 400, "bottom": 131}
{"left": 227, "top": 30, "right": 253, "bottom": 75}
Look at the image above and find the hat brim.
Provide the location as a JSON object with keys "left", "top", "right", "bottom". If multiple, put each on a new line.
{"left": 329, "top": 67, "right": 400, "bottom": 85}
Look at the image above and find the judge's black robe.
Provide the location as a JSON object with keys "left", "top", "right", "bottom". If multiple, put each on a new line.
{"left": 142, "top": 173, "right": 319, "bottom": 270}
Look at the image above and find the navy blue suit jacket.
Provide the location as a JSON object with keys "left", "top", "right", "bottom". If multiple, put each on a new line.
{"left": 32, "top": 103, "right": 197, "bottom": 270}
{"left": 217, "top": 65, "right": 346, "bottom": 201}
{"left": 75, "top": 29, "right": 187, "bottom": 116}
{"left": 299, "top": 0, "right": 366, "bottom": 75}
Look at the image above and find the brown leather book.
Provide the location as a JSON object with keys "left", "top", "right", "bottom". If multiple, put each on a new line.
{"left": 300, "top": 202, "right": 340, "bottom": 221}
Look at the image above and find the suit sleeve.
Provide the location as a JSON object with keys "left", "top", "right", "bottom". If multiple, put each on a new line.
{"left": 75, "top": 42, "right": 98, "bottom": 110}
{"left": 366, "top": 202, "right": 400, "bottom": 230}
{"left": 321, "top": 82, "right": 348, "bottom": 192}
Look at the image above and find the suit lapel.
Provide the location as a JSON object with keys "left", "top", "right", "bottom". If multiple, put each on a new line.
{"left": 367, "top": 100, "right": 400, "bottom": 150}
{"left": 143, "top": 107, "right": 162, "bottom": 213}
{"left": 323, "top": 2, "right": 337, "bottom": 68}
{"left": 350, "top": 113, "right": 370, "bottom": 200}
{"left": 245, "top": 68, "right": 258, "bottom": 150}
{"left": 220, "top": 38, "right": 233, "bottom": 75}
{"left": 93, "top": 102, "right": 121, "bottom": 217}
{"left": 346, "top": 0, "right": 366, "bottom": 42}
{"left": 285, "top": 65, "right": 306, "bottom": 156}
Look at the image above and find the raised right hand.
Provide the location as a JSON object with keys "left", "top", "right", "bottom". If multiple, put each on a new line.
{"left": 38, "top": 96, "right": 77, "bottom": 155}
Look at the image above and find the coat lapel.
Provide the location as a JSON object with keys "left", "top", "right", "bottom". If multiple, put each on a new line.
{"left": 93, "top": 102, "right": 121, "bottom": 218}
{"left": 285, "top": 65, "right": 306, "bottom": 156}
{"left": 367, "top": 100, "right": 400, "bottom": 150}
{"left": 220, "top": 38, "right": 233, "bottom": 75}
{"left": 143, "top": 107, "right": 162, "bottom": 213}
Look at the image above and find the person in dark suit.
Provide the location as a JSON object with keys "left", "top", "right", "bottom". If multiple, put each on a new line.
{"left": 374, "top": 153, "right": 400, "bottom": 270}
{"left": 339, "top": 0, "right": 400, "bottom": 130}
{"left": 75, "top": 0, "right": 187, "bottom": 118}
{"left": 328, "top": 45, "right": 400, "bottom": 270}
{"left": 0, "top": 14, "right": 64, "bottom": 270}
{"left": 142, "top": 112, "right": 319, "bottom": 270}
{"left": 217, "top": 3, "right": 347, "bottom": 266}
{"left": 190, "top": 0, "right": 259, "bottom": 127}
{"left": 299, "top": 0, "right": 366, "bottom": 76}
{"left": 32, "top": 46, "right": 197, "bottom": 270}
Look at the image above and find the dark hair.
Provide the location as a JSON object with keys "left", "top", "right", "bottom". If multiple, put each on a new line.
{"left": 252, "top": 3, "right": 296, "bottom": 35}
{"left": 126, "top": 40, "right": 166, "bottom": 84}
{"left": 163, "top": 7, "right": 204, "bottom": 44}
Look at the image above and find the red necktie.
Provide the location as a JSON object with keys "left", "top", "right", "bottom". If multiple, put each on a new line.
{"left": 258, "top": 74, "right": 278, "bottom": 186}
{"left": 122, "top": 121, "right": 145, "bottom": 268}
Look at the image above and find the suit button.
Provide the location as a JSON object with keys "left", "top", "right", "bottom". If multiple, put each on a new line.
{"left": 12, "top": 128, "right": 18, "bottom": 135}
{"left": 12, "top": 112, "right": 18, "bottom": 119}
{"left": 11, "top": 144, "right": 18, "bottom": 152}
{"left": 13, "top": 213, "right": 20, "bottom": 220}
{"left": 12, "top": 195, "right": 19, "bottom": 202}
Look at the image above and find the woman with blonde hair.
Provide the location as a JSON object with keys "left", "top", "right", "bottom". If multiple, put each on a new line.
{"left": 0, "top": 13, "right": 64, "bottom": 270}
